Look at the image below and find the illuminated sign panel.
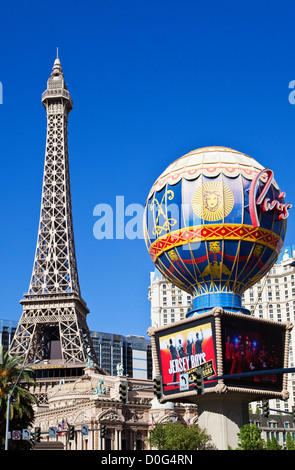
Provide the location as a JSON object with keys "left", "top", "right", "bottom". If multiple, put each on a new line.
{"left": 155, "top": 315, "right": 218, "bottom": 397}
{"left": 221, "top": 315, "right": 285, "bottom": 392}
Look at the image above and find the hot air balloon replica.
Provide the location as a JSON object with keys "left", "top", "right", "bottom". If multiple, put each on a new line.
{"left": 145, "top": 147, "right": 293, "bottom": 450}
{"left": 144, "top": 147, "right": 291, "bottom": 315}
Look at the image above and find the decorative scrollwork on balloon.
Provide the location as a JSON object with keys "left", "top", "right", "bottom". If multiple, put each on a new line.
{"left": 150, "top": 190, "right": 177, "bottom": 236}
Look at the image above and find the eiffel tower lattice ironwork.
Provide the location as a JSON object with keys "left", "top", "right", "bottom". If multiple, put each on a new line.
{"left": 9, "top": 54, "right": 98, "bottom": 368}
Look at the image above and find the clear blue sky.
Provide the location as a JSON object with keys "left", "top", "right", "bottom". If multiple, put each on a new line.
{"left": 0, "top": 0, "right": 295, "bottom": 337}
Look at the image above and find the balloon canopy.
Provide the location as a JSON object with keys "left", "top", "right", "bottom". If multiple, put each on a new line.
{"left": 144, "top": 147, "right": 292, "bottom": 315}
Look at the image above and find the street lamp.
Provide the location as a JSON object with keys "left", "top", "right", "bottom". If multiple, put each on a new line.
{"left": 5, "top": 358, "right": 40, "bottom": 450}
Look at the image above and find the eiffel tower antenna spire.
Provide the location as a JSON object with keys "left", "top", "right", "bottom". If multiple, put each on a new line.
{"left": 9, "top": 56, "right": 100, "bottom": 371}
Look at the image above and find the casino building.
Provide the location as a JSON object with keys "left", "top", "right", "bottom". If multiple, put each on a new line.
{"left": 30, "top": 362, "right": 198, "bottom": 450}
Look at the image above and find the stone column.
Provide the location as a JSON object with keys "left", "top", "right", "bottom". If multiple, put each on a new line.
{"left": 115, "top": 428, "right": 122, "bottom": 450}
{"left": 130, "top": 429, "right": 135, "bottom": 450}
{"left": 197, "top": 394, "right": 249, "bottom": 450}
{"left": 96, "top": 428, "right": 101, "bottom": 450}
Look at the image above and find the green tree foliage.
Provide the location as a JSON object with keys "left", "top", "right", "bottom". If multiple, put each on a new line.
{"left": 237, "top": 424, "right": 295, "bottom": 450}
{"left": 148, "top": 421, "right": 214, "bottom": 450}
{"left": 285, "top": 432, "right": 295, "bottom": 450}
{"left": 0, "top": 347, "right": 38, "bottom": 450}
{"left": 265, "top": 437, "right": 282, "bottom": 450}
{"left": 237, "top": 424, "right": 265, "bottom": 450}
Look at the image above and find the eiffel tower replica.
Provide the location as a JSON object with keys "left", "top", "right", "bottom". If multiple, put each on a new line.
{"left": 9, "top": 53, "right": 101, "bottom": 378}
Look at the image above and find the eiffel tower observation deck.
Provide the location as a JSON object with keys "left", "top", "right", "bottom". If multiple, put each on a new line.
{"left": 9, "top": 52, "right": 101, "bottom": 375}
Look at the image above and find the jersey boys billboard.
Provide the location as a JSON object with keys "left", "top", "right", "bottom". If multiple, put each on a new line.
{"left": 155, "top": 316, "right": 218, "bottom": 396}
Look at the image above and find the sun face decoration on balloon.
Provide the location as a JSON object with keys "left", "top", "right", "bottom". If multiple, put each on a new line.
{"left": 144, "top": 147, "right": 292, "bottom": 315}
{"left": 191, "top": 181, "right": 234, "bottom": 222}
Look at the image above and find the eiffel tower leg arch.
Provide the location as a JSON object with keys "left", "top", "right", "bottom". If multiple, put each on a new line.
{"left": 58, "top": 306, "right": 97, "bottom": 364}
{"left": 10, "top": 296, "right": 98, "bottom": 366}
{"left": 9, "top": 315, "right": 38, "bottom": 365}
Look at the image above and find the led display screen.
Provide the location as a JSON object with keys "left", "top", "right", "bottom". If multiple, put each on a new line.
{"left": 221, "top": 316, "right": 285, "bottom": 391}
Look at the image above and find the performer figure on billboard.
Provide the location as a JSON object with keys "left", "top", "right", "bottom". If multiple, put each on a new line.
{"left": 168, "top": 338, "right": 178, "bottom": 383}
{"left": 230, "top": 343, "right": 250, "bottom": 376}
{"left": 186, "top": 339, "right": 193, "bottom": 368}
{"left": 194, "top": 328, "right": 203, "bottom": 354}
{"left": 225, "top": 336, "right": 234, "bottom": 373}
{"left": 177, "top": 339, "right": 186, "bottom": 358}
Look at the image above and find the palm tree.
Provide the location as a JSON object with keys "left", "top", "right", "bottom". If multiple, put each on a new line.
{"left": 0, "top": 347, "right": 38, "bottom": 450}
